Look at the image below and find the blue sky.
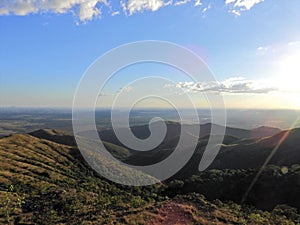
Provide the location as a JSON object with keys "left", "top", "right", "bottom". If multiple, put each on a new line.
{"left": 1, "top": 0, "right": 300, "bottom": 108}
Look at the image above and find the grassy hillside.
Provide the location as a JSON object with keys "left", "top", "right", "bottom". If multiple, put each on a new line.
{"left": 0, "top": 133, "right": 86, "bottom": 192}
{"left": 0, "top": 133, "right": 161, "bottom": 224}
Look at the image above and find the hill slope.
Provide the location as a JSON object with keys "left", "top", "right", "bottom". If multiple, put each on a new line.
{"left": 0, "top": 132, "right": 161, "bottom": 224}
{"left": 0, "top": 133, "right": 87, "bottom": 192}
{"left": 210, "top": 128, "right": 300, "bottom": 169}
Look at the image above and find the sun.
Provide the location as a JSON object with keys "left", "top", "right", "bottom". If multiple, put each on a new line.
{"left": 272, "top": 51, "right": 300, "bottom": 109}
{"left": 278, "top": 52, "right": 300, "bottom": 92}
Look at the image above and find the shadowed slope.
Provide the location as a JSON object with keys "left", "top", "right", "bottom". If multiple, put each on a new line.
{"left": 210, "top": 128, "right": 300, "bottom": 169}
{"left": 29, "top": 129, "right": 77, "bottom": 146}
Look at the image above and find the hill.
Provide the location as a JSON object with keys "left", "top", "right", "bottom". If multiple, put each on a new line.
{"left": 29, "top": 129, "right": 131, "bottom": 161}
{"left": 29, "top": 129, "right": 77, "bottom": 146}
{"left": 210, "top": 128, "right": 300, "bottom": 170}
{"left": 1, "top": 128, "right": 300, "bottom": 224}
{"left": 98, "top": 122, "right": 281, "bottom": 149}
{"left": 0, "top": 132, "right": 161, "bottom": 224}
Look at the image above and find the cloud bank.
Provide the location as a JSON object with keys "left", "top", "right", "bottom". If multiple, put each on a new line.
{"left": 167, "top": 77, "right": 277, "bottom": 95}
{"left": 0, "top": 0, "right": 264, "bottom": 22}
{"left": 0, "top": 0, "right": 110, "bottom": 22}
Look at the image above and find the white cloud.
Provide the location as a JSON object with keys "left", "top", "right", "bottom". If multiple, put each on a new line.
{"left": 230, "top": 9, "right": 241, "bottom": 16}
{"left": 100, "top": 85, "right": 133, "bottom": 97}
{"left": 168, "top": 77, "right": 278, "bottom": 95}
{"left": 174, "top": 0, "right": 191, "bottom": 6}
{"left": 121, "top": 86, "right": 133, "bottom": 93}
{"left": 257, "top": 46, "right": 267, "bottom": 51}
{"left": 0, "top": 0, "right": 266, "bottom": 22}
{"left": 234, "top": 0, "right": 264, "bottom": 10}
{"left": 0, "top": 0, "right": 109, "bottom": 22}
{"left": 194, "top": 0, "right": 202, "bottom": 6}
{"left": 257, "top": 46, "right": 268, "bottom": 55}
{"left": 202, "top": 3, "right": 211, "bottom": 13}
{"left": 288, "top": 41, "right": 300, "bottom": 46}
{"left": 225, "top": 0, "right": 236, "bottom": 4}
{"left": 126, "top": 0, "right": 166, "bottom": 15}
{"left": 255, "top": 41, "right": 300, "bottom": 57}
{"left": 226, "top": 0, "right": 264, "bottom": 16}
{"left": 120, "top": 1, "right": 128, "bottom": 15}
{"left": 111, "top": 11, "right": 120, "bottom": 16}
{"left": 78, "top": 0, "right": 102, "bottom": 21}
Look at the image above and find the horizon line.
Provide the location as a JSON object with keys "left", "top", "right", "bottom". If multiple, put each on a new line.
{"left": 1, "top": 106, "right": 300, "bottom": 111}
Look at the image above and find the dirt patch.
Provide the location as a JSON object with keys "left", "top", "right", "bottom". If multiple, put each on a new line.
{"left": 148, "top": 201, "right": 195, "bottom": 225}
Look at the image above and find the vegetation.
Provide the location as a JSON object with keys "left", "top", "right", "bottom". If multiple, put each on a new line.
{"left": 1, "top": 128, "right": 300, "bottom": 224}
{"left": 166, "top": 165, "right": 300, "bottom": 211}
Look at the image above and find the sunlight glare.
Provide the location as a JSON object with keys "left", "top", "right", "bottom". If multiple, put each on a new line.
{"left": 278, "top": 52, "right": 300, "bottom": 92}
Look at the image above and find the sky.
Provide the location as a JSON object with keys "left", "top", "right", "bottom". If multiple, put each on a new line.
{"left": 0, "top": 0, "right": 300, "bottom": 109}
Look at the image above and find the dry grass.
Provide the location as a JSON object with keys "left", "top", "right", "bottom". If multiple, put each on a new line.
{"left": 0, "top": 134, "right": 83, "bottom": 192}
